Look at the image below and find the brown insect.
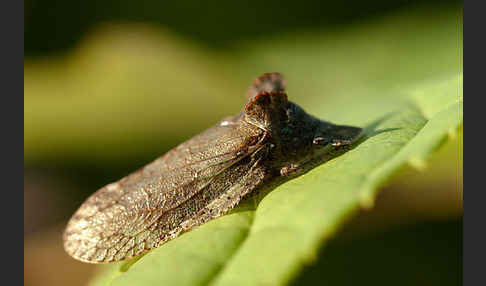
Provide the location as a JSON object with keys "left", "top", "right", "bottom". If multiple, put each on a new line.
{"left": 63, "top": 73, "right": 363, "bottom": 263}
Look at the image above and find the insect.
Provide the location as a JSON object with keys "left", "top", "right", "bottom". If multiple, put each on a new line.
{"left": 63, "top": 72, "right": 363, "bottom": 263}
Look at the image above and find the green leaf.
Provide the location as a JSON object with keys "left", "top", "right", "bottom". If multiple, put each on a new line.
{"left": 92, "top": 73, "right": 461, "bottom": 286}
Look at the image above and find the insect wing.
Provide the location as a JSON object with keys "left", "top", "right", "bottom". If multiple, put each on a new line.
{"left": 63, "top": 121, "right": 263, "bottom": 263}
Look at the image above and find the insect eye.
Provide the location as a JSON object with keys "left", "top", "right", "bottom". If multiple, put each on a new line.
{"left": 312, "top": 136, "right": 328, "bottom": 146}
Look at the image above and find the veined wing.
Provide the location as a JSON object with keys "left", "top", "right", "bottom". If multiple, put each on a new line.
{"left": 63, "top": 120, "right": 263, "bottom": 263}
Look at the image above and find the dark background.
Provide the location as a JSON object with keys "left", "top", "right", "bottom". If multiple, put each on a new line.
{"left": 25, "top": 0, "right": 457, "bottom": 57}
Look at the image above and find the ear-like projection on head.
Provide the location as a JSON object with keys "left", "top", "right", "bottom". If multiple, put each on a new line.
{"left": 245, "top": 72, "right": 287, "bottom": 100}
{"left": 244, "top": 89, "right": 288, "bottom": 131}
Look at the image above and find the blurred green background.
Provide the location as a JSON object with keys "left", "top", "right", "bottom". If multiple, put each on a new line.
{"left": 24, "top": 0, "right": 462, "bottom": 285}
